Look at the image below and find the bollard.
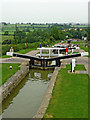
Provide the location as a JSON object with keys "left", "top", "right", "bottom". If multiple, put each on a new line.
{"left": 71, "top": 59, "right": 75, "bottom": 72}
{"left": 9, "top": 66, "right": 12, "bottom": 69}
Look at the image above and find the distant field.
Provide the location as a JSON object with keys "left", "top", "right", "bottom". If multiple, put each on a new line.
{"left": 0, "top": 23, "right": 88, "bottom": 35}
{"left": 1, "top": 35, "right": 14, "bottom": 42}
{"left": 71, "top": 25, "right": 88, "bottom": 28}
{"left": 32, "top": 24, "right": 49, "bottom": 28}
{"left": 2, "top": 24, "right": 16, "bottom": 31}
{"left": 0, "top": 24, "right": 50, "bottom": 34}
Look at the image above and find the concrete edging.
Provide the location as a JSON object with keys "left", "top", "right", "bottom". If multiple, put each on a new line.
{"left": 0, "top": 62, "right": 29, "bottom": 104}
{"left": 34, "top": 67, "right": 60, "bottom": 118}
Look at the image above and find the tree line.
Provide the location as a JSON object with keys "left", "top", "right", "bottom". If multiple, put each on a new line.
{"left": 2, "top": 26, "right": 88, "bottom": 45}
{"left": 3, "top": 26, "right": 66, "bottom": 44}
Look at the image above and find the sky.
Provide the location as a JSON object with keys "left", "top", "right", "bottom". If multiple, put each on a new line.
{"left": 0, "top": 0, "right": 89, "bottom": 24}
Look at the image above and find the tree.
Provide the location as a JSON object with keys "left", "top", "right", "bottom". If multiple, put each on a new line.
{"left": 50, "top": 26, "right": 59, "bottom": 40}
{"left": 4, "top": 31, "right": 9, "bottom": 35}
{"left": 59, "top": 30, "right": 65, "bottom": 40}
{"left": 14, "top": 30, "right": 26, "bottom": 43}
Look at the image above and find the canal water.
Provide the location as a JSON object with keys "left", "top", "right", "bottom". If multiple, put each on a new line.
{"left": 1, "top": 69, "right": 53, "bottom": 118}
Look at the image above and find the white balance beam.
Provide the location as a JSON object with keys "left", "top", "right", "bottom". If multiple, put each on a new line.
{"left": 6, "top": 52, "right": 13, "bottom": 56}
{"left": 81, "top": 52, "right": 88, "bottom": 56}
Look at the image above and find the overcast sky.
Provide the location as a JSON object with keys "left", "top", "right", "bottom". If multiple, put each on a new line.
{"left": 0, "top": 0, "right": 89, "bottom": 24}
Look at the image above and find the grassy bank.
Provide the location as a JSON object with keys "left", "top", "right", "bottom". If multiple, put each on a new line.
{"left": 16, "top": 48, "right": 37, "bottom": 54}
{"left": 44, "top": 64, "right": 88, "bottom": 118}
{"left": 1, "top": 55, "right": 11, "bottom": 58}
{"left": 1, "top": 48, "right": 37, "bottom": 58}
{"left": 2, "top": 40, "right": 60, "bottom": 58}
{"left": 0, "top": 63, "right": 20, "bottom": 86}
{"left": 80, "top": 45, "right": 88, "bottom": 52}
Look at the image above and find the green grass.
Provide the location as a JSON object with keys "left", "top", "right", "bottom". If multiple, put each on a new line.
{"left": 68, "top": 52, "right": 79, "bottom": 54}
{"left": 66, "top": 64, "right": 86, "bottom": 71}
{"left": 1, "top": 48, "right": 37, "bottom": 58}
{"left": 16, "top": 48, "right": 37, "bottom": 54}
{"left": 50, "top": 40, "right": 60, "bottom": 46}
{"left": 71, "top": 41, "right": 85, "bottom": 44}
{"left": 0, "top": 63, "right": 20, "bottom": 86}
{"left": 80, "top": 45, "right": 88, "bottom": 52}
{"left": 0, "top": 55, "right": 11, "bottom": 58}
{"left": 44, "top": 64, "right": 88, "bottom": 118}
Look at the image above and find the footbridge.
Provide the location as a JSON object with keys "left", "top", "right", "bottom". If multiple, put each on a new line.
{"left": 11, "top": 52, "right": 88, "bottom": 69}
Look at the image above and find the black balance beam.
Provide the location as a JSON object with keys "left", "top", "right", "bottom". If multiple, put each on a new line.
{"left": 13, "top": 53, "right": 81, "bottom": 61}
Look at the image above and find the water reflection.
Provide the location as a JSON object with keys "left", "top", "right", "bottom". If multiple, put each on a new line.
{"left": 29, "top": 69, "right": 53, "bottom": 81}
{"left": 1, "top": 69, "right": 53, "bottom": 118}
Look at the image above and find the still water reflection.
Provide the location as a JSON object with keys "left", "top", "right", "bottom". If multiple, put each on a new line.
{"left": 2, "top": 69, "right": 53, "bottom": 118}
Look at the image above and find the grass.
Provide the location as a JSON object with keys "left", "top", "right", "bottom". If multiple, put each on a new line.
{"left": 68, "top": 52, "right": 79, "bottom": 54}
{"left": 44, "top": 64, "right": 88, "bottom": 118}
{"left": 66, "top": 64, "right": 86, "bottom": 71}
{"left": 50, "top": 40, "right": 60, "bottom": 46}
{"left": 16, "top": 48, "right": 37, "bottom": 54}
{"left": 0, "top": 55, "right": 11, "bottom": 58}
{"left": 1, "top": 48, "right": 37, "bottom": 58}
{"left": 0, "top": 63, "right": 20, "bottom": 86}
{"left": 71, "top": 41, "right": 85, "bottom": 44}
{"left": 80, "top": 45, "right": 88, "bottom": 52}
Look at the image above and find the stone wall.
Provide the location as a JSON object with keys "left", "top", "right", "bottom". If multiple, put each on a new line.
{"left": 0, "top": 62, "right": 29, "bottom": 104}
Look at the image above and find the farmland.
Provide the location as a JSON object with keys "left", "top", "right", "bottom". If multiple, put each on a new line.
{"left": 0, "top": 23, "right": 88, "bottom": 35}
